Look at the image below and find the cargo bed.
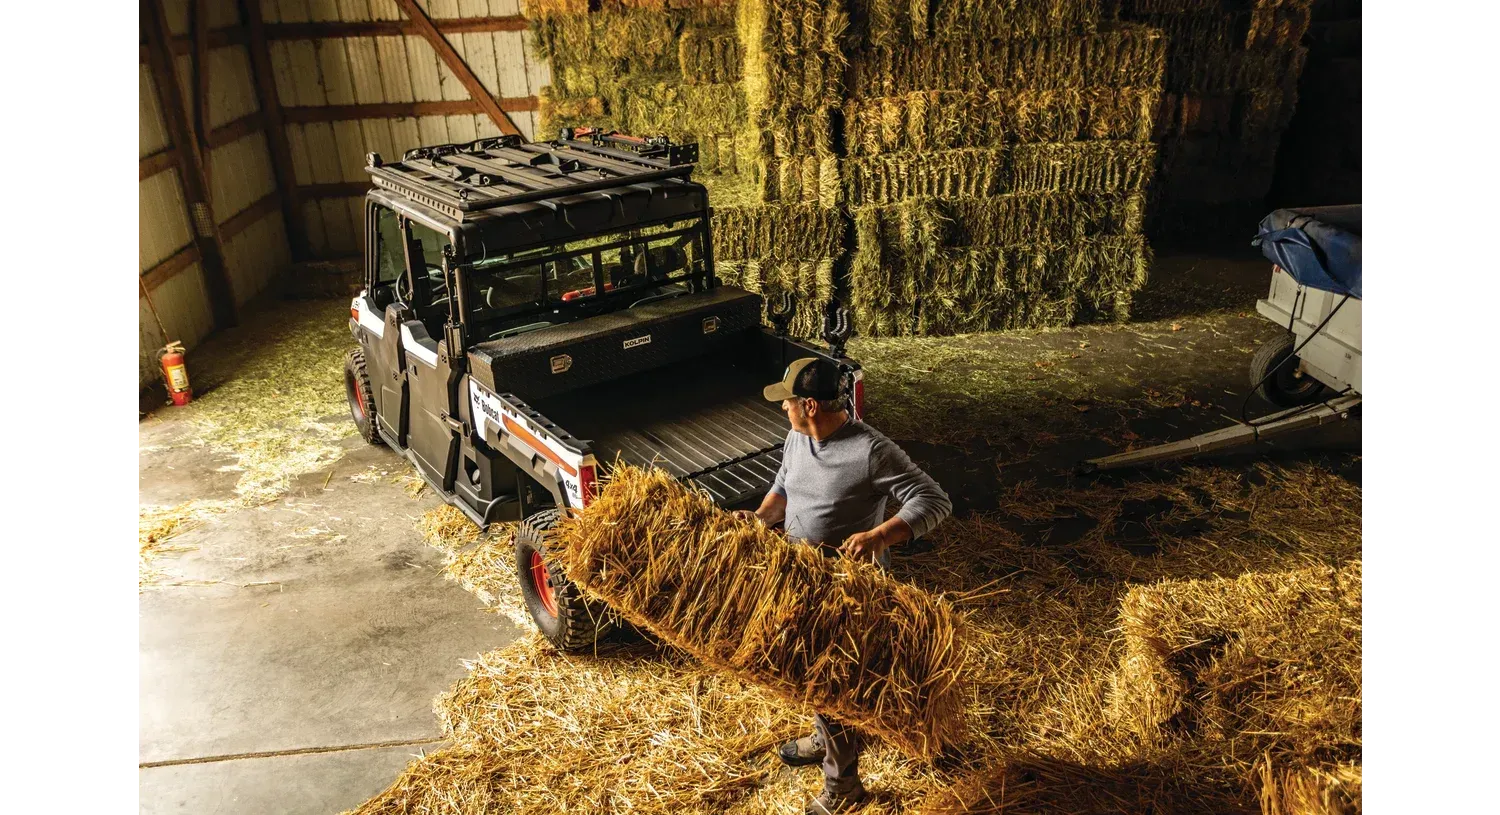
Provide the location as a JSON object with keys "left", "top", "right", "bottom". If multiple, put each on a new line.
{"left": 533, "top": 359, "right": 788, "bottom": 506}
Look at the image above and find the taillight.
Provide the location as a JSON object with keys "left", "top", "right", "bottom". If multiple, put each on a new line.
{"left": 853, "top": 376, "right": 865, "bottom": 420}
{"left": 350, "top": 299, "right": 360, "bottom": 320}
{"left": 579, "top": 464, "right": 597, "bottom": 507}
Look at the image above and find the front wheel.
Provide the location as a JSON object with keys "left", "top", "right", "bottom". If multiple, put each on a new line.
{"left": 1249, "top": 333, "right": 1326, "bottom": 408}
{"left": 344, "top": 348, "right": 383, "bottom": 445}
{"left": 515, "top": 509, "right": 616, "bottom": 651}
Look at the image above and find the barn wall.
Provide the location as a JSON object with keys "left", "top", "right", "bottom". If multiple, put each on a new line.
{"left": 262, "top": 0, "right": 549, "bottom": 259}
{"left": 140, "top": 0, "right": 294, "bottom": 388}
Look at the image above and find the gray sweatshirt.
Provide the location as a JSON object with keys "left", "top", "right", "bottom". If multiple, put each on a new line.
{"left": 770, "top": 418, "right": 953, "bottom": 553}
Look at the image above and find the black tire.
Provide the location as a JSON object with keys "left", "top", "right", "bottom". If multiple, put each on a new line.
{"left": 344, "top": 348, "right": 383, "bottom": 446}
{"left": 515, "top": 509, "right": 616, "bottom": 651}
{"left": 1249, "top": 333, "right": 1326, "bottom": 408}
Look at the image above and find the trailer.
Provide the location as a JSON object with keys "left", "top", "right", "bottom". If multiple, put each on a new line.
{"left": 1081, "top": 205, "right": 1362, "bottom": 473}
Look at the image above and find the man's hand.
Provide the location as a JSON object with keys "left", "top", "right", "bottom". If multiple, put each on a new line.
{"left": 732, "top": 509, "right": 761, "bottom": 524}
{"left": 840, "top": 528, "right": 891, "bottom": 563}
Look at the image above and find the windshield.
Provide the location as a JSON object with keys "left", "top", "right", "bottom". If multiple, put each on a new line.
{"left": 464, "top": 217, "right": 708, "bottom": 334}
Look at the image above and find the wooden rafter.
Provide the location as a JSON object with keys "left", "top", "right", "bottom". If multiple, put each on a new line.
{"left": 242, "top": 0, "right": 309, "bottom": 261}
{"left": 392, "top": 0, "right": 521, "bottom": 137}
{"left": 142, "top": 0, "right": 237, "bottom": 328}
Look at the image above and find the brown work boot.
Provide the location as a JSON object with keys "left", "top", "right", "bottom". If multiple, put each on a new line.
{"left": 778, "top": 733, "right": 823, "bottom": 767}
{"left": 804, "top": 783, "right": 868, "bottom": 814}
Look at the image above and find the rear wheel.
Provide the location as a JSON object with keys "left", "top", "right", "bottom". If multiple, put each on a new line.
{"left": 1249, "top": 333, "right": 1326, "bottom": 408}
{"left": 515, "top": 509, "right": 615, "bottom": 651}
{"left": 344, "top": 348, "right": 382, "bottom": 445}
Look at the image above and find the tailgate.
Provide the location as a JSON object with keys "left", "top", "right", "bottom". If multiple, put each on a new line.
{"left": 532, "top": 360, "right": 787, "bottom": 506}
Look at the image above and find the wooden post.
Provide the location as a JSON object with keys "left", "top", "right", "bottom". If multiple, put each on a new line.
{"left": 241, "top": 0, "right": 309, "bottom": 261}
{"left": 142, "top": 0, "right": 238, "bottom": 328}
{"left": 191, "top": 0, "right": 211, "bottom": 186}
{"left": 392, "top": 0, "right": 522, "bottom": 137}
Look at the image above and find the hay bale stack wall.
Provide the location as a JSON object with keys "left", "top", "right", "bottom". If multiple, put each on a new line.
{"left": 839, "top": 5, "right": 1165, "bottom": 335}
{"left": 1117, "top": 0, "right": 1315, "bottom": 242}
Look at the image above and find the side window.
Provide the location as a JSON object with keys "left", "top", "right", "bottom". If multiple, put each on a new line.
{"left": 372, "top": 206, "right": 404, "bottom": 308}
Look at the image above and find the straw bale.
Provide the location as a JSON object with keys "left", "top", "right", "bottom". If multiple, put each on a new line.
{"left": 537, "top": 89, "right": 612, "bottom": 135}
{"left": 1107, "top": 563, "right": 1362, "bottom": 768}
{"left": 848, "top": 25, "right": 1167, "bottom": 97}
{"left": 738, "top": 0, "right": 849, "bottom": 119}
{"left": 848, "top": 226, "right": 1150, "bottom": 337}
{"left": 757, "top": 105, "right": 837, "bottom": 157}
{"left": 1009, "top": 142, "right": 1157, "bottom": 195}
{"left": 760, "top": 155, "right": 841, "bottom": 207}
{"left": 554, "top": 465, "right": 971, "bottom": 760}
{"left": 850, "top": 0, "right": 1104, "bottom": 46}
{"left": 845, "top": 150, "right": 1009, "bottom": 205}
{"left": 844, "top": 89, "right": 1160, "bottom": 156}
{"left": 613, "top": 79, "right": 747, "bottom": 139}
{"left": 1259, "top": 759, "right": 1361, "bottom": 815}
{"left": 679, "top": 28, "right": 742, "bottom": 84}
{"left": 717, "top": 257, "right": 837, "bottom": 338}
{"left": 711, "top": 203, "right": 846, "bottom": 261}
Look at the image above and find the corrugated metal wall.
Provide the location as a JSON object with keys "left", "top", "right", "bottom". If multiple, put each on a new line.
{"left": 140, "top": 0, "right": 293, "bottom": 387}
{"left": 262, "top": 0, "right": 550, "bottom": 258}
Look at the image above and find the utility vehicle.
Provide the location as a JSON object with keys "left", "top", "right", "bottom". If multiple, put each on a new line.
{"left": 344, "top": 129, "right": 863, "bottom": 650}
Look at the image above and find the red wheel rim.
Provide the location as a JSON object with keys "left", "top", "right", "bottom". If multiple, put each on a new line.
{"left": 529, "top": 550, "right": 558, "bottom": 618}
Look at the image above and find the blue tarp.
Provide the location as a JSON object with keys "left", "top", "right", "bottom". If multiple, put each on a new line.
{"left": 1253, "top": 205, "right": 1362, "bottom": 299}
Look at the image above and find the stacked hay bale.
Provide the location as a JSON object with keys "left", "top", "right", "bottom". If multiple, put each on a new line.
{"left": 836, "top": 3, "right": 1165, "bottom": 335}
{"left": 529, "top": 0, "right": 758, "bottom": 205}
{"left": 1269, "top": 0, "right": 1361, "bottom": 207}
{"left": 1118, "top": 0, "right": 1315, "bottom": 243}
{"left": 711, "top": 203, "right": 846, "bottom": 338}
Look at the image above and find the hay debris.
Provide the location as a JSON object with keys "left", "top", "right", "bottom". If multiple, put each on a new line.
{"left": 138, "top": 500, "right": 230, "bottom": 589}
{"left": 555, "top": 465, "right": 971, "bottom": 760}
{"left": 418, "top": 505, "right": 532, "bottom": 630}
{"left": 1107, "top": 563, "right": 1362, "bottom": 768}
{"left": 1258, "top": 758, "right": 1362, "bottom": 815}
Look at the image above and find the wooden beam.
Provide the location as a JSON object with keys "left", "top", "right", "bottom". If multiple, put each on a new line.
{"left": 302, "top": 182, "right": 374, "bottom": 199}
{"left": 141, "top": 244, "right": 202, "bottom": 292}
{"left": 282, "top": 97, "right": 537, "bottom": 123}
{"left": 242, "top": 0, "right": 309, "bottom": 262}
{"left": 220, "top": 191, "right": 283, "bottom": 241}
{"left": 205, "top": 110, "right": 265, "bottom": 149}
{"left": 140, "top": 148, "right": 179, "bottom": 181}
{"left": 139, "top": 27, "right": 246, "bottom": 62}
{"left": 192, "top": 0, "right": 212, "bottom": 186}
{"left": 265, "top": 15, "right": 527, "bottom": 40}
{"left": 393, "top": 0, "right": 521, "bottom": 137}
{"left": 143, "top": 0, "right": 238, "bottom": 328}
{"left": 140, "top": 112, "right": 266, "bottom": 181}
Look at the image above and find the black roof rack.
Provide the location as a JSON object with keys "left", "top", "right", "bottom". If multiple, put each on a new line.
{"left": 364, "top": 131, "right": 700, "bottom": 222}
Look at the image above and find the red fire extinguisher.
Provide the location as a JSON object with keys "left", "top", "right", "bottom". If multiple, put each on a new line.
{"left": 160, "top": 341, "right": 192, "bottom": 406}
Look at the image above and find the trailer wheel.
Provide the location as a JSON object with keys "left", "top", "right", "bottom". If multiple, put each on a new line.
{"left": 515, "top": 509, "right": 615, "bottom": 651}
{"left": 344, "top": 348, "right": 383, "bottom": 446}
{"left": 1249, "top": 334, "right": 1326, "bottom": 408}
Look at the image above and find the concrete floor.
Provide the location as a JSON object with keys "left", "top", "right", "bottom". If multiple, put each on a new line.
{"left": 139, "top": 426, "right": 521, "bottom": 814}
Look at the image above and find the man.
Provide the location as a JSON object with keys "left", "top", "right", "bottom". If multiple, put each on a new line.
{"left": 737, "top": 356, "right": 953, "bottom": 814}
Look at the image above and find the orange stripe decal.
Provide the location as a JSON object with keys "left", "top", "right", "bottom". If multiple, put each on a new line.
{"left": 502, "top": 416, "right": 578, "bottom": 477}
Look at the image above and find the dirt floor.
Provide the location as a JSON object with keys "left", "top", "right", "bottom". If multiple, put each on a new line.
{"left": 137, "top": 247, "right": 1360, "bottom": 814}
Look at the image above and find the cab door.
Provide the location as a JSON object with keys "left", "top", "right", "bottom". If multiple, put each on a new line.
{"left": 360, "top": 202, "right": 409, "bottom": 444}
{"left": 398, "top": 217, "right": 462, "bottom": 489}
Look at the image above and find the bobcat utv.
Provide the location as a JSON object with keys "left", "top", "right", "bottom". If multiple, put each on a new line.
{"left": 344, "top": 129, "right": 863, "bottom": 651}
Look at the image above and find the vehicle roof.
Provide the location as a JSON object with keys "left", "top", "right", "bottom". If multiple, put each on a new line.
{"left": 365, "top": 134, "right": 709, "bottom": 255}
